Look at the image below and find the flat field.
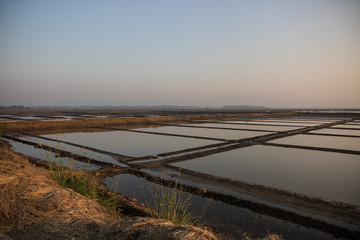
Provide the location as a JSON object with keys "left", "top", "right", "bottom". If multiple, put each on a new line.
{"left": 1, "top": 109, "right": 360, "bottom": 240}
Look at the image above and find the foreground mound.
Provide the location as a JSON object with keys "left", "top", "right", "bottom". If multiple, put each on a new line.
{"left": 0, "top": 141, "right": 217, "bottom": 240}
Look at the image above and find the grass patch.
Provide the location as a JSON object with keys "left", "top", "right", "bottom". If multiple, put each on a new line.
{"left": 47, "top": 155, "right": 120, "bottom": 215}
{"left": 40, "top": 147, "right": 198, "bottom": 224}
{"left": 144, "top": 178, "right": 197, "bottom": 225}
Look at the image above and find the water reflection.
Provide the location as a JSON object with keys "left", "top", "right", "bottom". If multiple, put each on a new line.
{"left": 311, "top": 128, "right": 360, "bottom": 137}
{"left": 223, "top": 120, "right": 319, "bottom": 127}
{"left": 183, "top": 123, "right": 301, "bottom": 132}
{"left": 3, "top": 138, "right": 100, "bottom": 171}
{"left": 42, "top": 130, "right": 220, "bottom": 157}
{"left": 172, "top": 145, "right": 360, "bottom": 205}
{"left": 135, "top": 126, "right": 269, "bottom": 140}
{"left": 271, "top": 134, "right": 360, "bottom": 152}
{"left": 19, "top": 135, "right": 126, "bottom": 167}
{"left": 105, "top": 174, "right": 337, "bottom": 240}
{"left": 332, "top": 124, "right": 360, "bottom": 129}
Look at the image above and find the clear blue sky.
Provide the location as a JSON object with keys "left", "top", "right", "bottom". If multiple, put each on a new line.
{"left": 1, "top": 0, "right": 359, "bottom": 108}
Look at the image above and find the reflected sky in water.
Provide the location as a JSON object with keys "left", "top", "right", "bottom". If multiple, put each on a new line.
{"left": 4, "top": 138, "right": 99, "bottom": 171}
{"left": 332, "top": 124, "right": 360, "bottom": 129}
{"left": 105, "top": 173, "right": 336, "bottom": 240}
{"left": 224, "top": 120, "right": 320, "bottom": 127}
{"left": 183, "top": 123, "right": 301, "bottom": 132}
{"left": 311, "top": 128, "right": 360, "bottom": 137}
{"left": 271, "top": 134, "right": 360, "bottom": 151}
{"left": 43, "top": 130, "right": 220, "bottom": 157}
{"left": 136, "top": 125, "right": 269, "bottom": 140}
{"left": 172, "top": 145, "right": 360, "bottom": 205}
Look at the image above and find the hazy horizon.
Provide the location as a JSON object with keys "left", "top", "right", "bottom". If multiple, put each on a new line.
{"left": 1, "top": 1, "right": 359, "bottom": 108}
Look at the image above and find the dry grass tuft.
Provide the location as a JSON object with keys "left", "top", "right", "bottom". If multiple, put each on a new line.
{"left": 98, "top": 217, "right": 218, "bottom": 240}
{"left": 0, "top": 141, "right": 219, "bottom": 239}
{"left": 145, "top": 180, "right": 196, "bottom": 225}
{"left": 0, "top": 143, "right": 114, "bottom": 234}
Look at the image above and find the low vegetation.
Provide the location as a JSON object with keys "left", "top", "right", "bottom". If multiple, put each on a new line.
{"left": 0, "top": 141, "right": 219, "bottom": 239}
{"left": 48, "top": 161, "right": 121, "bottom": 215}
{"left": 0, "top": 112, "right": 295, "bottom": 133}
{"left": 145, "top": 180, "right": 195, "bottom": 225}
{"left": 48, "top": 155, "right": 198, "bottom": 226}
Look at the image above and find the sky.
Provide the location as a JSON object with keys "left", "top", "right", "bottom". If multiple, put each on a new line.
{"left": 0, "top": 0, "right": 359, "bottom": 108}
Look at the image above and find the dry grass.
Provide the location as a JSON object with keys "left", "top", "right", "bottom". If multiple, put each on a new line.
{"left": 145, "top": 180, "right": 195, "bottom": 225}
{"left": 0, "top": 141, "right": 219, "bottom": 239}
{"left": 97, "top": 217, "right": 218, "bottom": 240}
{"left": 0, "top": 112, "right": 295, "bottom": 133}
{"left": 0, "top": 141, "right": 115, "bottom": 233}
{"left": 48, "top": 162, "right": 122, "bottom": 215}
{"left": 1, "top": 116, "right": 174, "bottom": 132}
{"left": 241, "top": 232, "right": 284, "bottom": 240}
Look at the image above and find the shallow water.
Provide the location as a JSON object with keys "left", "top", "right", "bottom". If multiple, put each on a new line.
{"left": 332, "top": 124, "right": 360, "bottom": 129}
{"left": 3, "top": 138, "right": 100, "bottom": 171}
{"left": 271, "top": 134, "right": 360, "bottom": 152}
{"left": 105, "top": 173, "right": 337, "bottom": 240}
{"left": 184, "top": 122, "right": 301, "bottom": 132}
{"left": 311, "top": 128, "right": 360, "bottom": 137}
{"left": 142, "top": 168, "right": 360, "bottom": 231}
{"left": 224, "top": 120, "right": 322, "bottom": 127}
{"left": 57, "top": 115, "right": 82, "bottom": 120}
{"left": 257, "top": 119, "right": 336, "bottom": 124}
{"left": 135, "top": 125, "right": 270, "bottom": 140}
{"left": 14, "top": 116, "right": 46, "bottom": 120}
{"left": 171, "top": 145, "right": 360, "bottom": 205}
{"left": 19, "top": 135, "right": 126, "bottom": 167}
{"left": 272, "top": 117, "right": 345, "bottom": 121}
{"left": 42, "top": 130, "right": 221, "bottom": 157}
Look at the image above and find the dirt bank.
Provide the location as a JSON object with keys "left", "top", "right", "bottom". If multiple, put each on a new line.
{"left": 0, "top": 141, "right": 218, "bottom": 240}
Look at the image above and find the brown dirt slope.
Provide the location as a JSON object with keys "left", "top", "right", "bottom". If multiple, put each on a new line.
{"left": 0, "top": 141, "right": 217, "bottom": 240}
